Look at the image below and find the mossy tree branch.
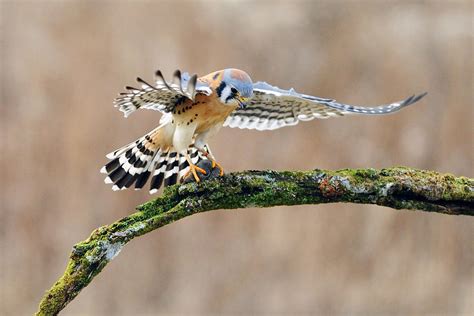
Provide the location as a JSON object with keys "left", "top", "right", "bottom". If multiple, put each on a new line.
{"left": 37, "top": 167, "right": 473, "bottom": 315}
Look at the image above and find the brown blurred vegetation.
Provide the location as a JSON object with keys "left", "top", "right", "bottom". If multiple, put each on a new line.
{"left": 1, "top": 1, "right": 473, "bottom": 315}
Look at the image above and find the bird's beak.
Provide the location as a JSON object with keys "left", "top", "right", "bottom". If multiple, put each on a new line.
{"left": 238, "top": 96, "right": 249, "bottom": 109}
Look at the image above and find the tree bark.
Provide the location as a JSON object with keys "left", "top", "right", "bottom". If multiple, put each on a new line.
{"left": 36, "top": 167, "right": 473, "bottom": 315}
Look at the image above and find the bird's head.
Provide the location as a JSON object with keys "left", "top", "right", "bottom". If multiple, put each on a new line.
{"left": 215, "top": 69, "right": 253, "bottom": 109}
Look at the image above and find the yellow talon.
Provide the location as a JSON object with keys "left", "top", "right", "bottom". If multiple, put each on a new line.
{"left": 211, "top": 160, "right": 225, "bottom": 176}
{"left": 201, "top": 151, "right": 225, "bottom": 176}
{"left": 185, "top": 164, "right": 207, "bottom": 182}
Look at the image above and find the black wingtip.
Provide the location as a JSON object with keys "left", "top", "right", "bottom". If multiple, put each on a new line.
{"left": 155, "top": 70, "right": 166, "bottom": 82}
{"left": 136, "top": 77, "right": 146, "bottom": 85}
{"left": 155, "top": 70, "right": 172, "bottom": 89}
{"left": 402, "top": 92, "right": 427, "bottom": 107}
{"left": 402, "top": 95, "right": 415, "bottom": 106}
{"left": 172, "top": 70, "right": 183, "bottom": 91}
{"left": 136, "top": 77, "right": 156, "bottom": 90}
{"left": 412, "top": 92, "right": 428, "bottom": 103}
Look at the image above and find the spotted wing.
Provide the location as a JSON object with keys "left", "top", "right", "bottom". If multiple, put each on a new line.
{"left": 114, "top": 70, "right": 212, "bottom": 117}
{"left": 224, "top": 81, "right": 427, "bottom": 131}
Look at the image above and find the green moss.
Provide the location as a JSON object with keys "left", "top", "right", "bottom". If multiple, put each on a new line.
{"left": 37, "top": 167, "right": 473, "bottom": 315}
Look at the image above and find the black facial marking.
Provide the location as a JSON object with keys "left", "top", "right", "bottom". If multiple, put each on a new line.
{"left": 212, "top": 72, "right": 219, "bottom": 80}
{"left": 231, "top": 87, "right": 238, "bottom": 94}
{"left": 216, "top": 81, "right": 226, "bottom": 97}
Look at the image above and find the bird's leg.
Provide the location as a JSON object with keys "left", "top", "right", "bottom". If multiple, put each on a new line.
{"left": 183, "top": 153, "right": 207, "bottom": 182}
{"left": 199, "top": 148, "right": 224, "bottom": 176}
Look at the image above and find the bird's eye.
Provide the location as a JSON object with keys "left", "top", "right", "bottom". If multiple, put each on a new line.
{"left": 230, "top": 87, "right": 238, "bottom": 94}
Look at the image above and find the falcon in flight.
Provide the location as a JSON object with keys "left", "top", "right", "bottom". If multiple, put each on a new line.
{"left": 101, "top": 69, "right": 426, "bottom": 194}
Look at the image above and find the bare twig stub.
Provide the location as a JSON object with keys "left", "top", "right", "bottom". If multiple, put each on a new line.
{"left": 36, "top": 167, "right": 473, "bottom": 315}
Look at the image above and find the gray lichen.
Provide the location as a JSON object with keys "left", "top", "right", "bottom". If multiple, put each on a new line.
{"left": 36, "top": 167, "right": 474, "bottom": 316}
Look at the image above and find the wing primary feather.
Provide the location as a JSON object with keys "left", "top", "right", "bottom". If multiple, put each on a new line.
{"left": 411, "top": 92, "right": 428, "bottom": 103}
{"left": 172, "top": 70, "right": 182, "bottom": 86}
{"left": 155, "top": 70, "right": 172, "bottom": 91}
{"left": 136, "top": 77, "right": 157, "bottom": 90}
{"left": 171, "top": 70, "right": 186, "bottom": 95}
{"left": 187, "top": 74, "right": 198, "bottom": 99}
{"left": 320, "top": 92, "right": 427, "bottom": 115}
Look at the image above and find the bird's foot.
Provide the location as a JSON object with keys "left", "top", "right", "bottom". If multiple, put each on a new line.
{"left": 201, "top": 151, "right": 225, "bottom": 176}
{"left": 182, "top": 160, "right": 222, "bottom": 184}
{"left": 210, "top": 160, "right": 225, "bottom": 176}
{"left": 184, "top": 163, "right": 207, "bottom": 183}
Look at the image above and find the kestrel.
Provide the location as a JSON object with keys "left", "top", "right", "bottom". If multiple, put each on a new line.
{"left": 101, "top": 69, "right": 426, "bottom": 194}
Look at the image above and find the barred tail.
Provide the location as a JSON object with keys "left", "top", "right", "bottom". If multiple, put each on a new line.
{"left": 147, "top": 147, "right": 206, "bottom": 194}
{"left": 101, "top": 129, "right": 208, "bottom": 194}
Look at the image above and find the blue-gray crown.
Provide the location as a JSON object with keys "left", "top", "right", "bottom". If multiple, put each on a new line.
{"left": 222, "top": 68, "right": 253, "bottom": 98}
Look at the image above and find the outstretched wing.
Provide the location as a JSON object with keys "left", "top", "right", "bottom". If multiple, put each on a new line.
{"left": 114, "top": 70, "right": 212, "bottom": 117}
{"left": 224, "top": 81, "right": 427, "bottom": 131}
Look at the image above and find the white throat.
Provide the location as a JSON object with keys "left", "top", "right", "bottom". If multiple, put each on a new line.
{"left": 219, "top": 85, "right": 233, "bottom": 104}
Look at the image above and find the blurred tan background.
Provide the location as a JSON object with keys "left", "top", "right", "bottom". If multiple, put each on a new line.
{"left": 1, "top": 0, "right": 473, "bottom": 315}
